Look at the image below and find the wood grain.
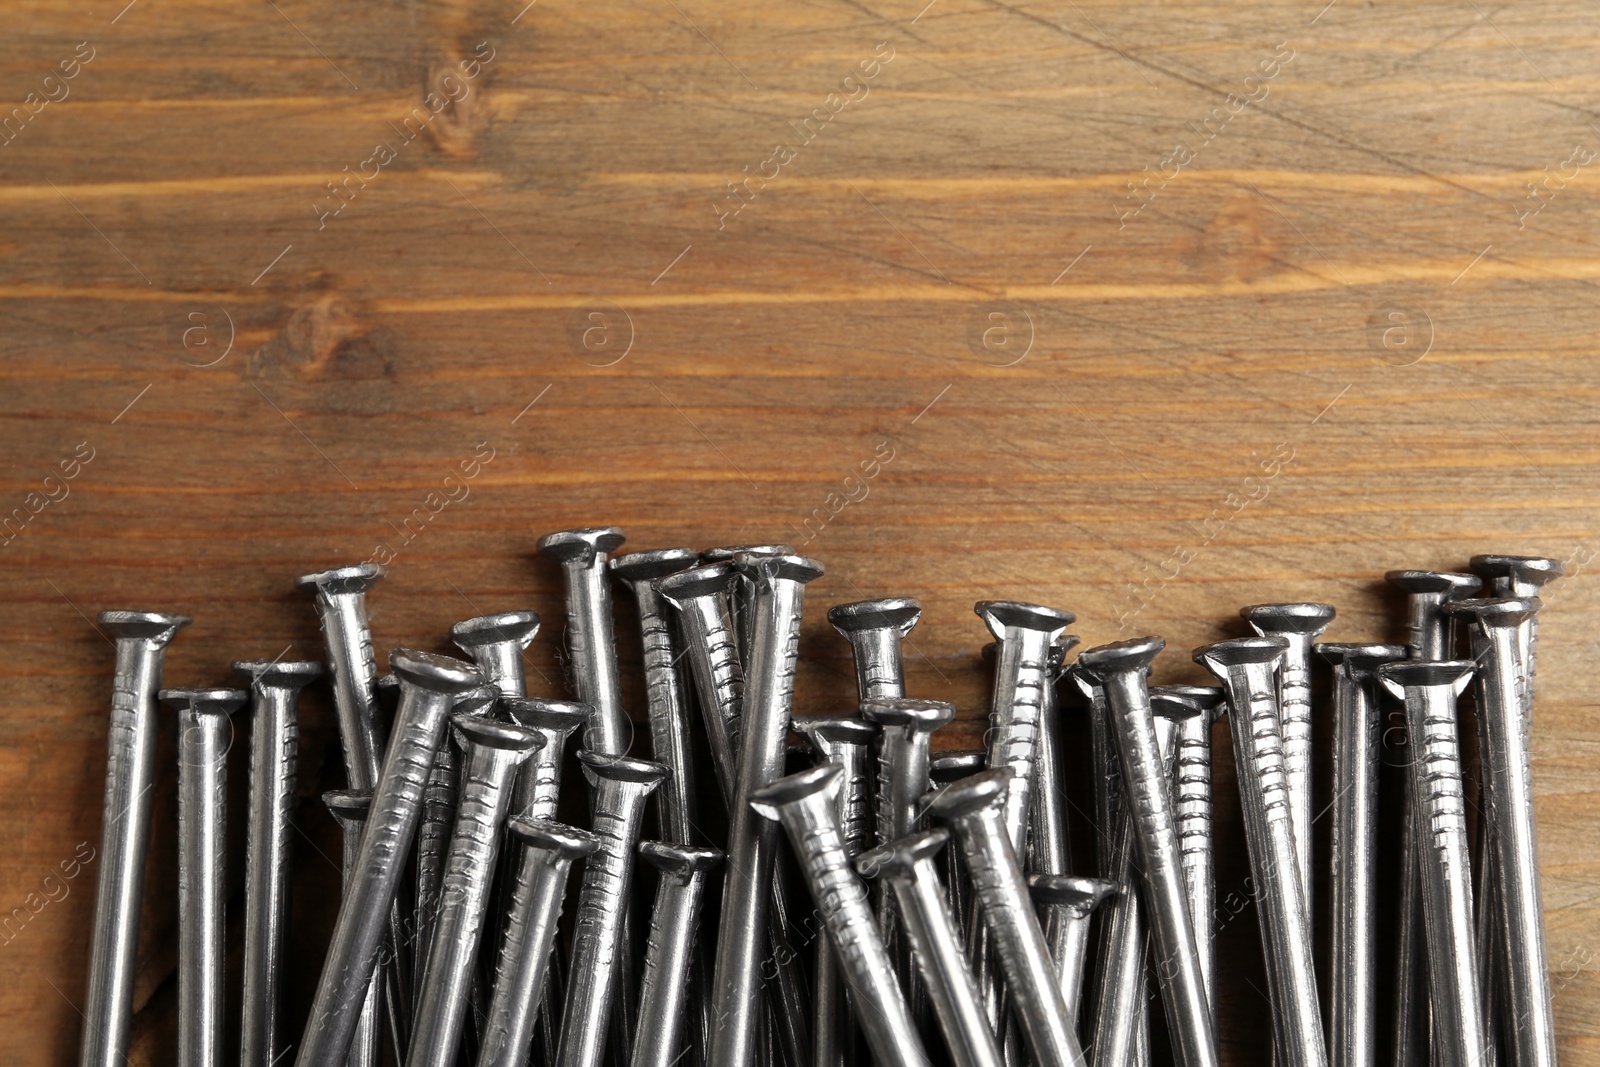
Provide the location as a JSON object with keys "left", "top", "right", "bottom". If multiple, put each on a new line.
{"left": 2, "top": 0, "right": 1598, "bottom": 1062}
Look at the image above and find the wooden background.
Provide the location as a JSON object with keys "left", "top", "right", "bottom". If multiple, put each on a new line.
{"left": 2, "top": 0, "right": 1598, "bottom": 1062}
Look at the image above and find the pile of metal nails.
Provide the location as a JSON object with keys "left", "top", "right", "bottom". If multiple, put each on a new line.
{"left": 76, "top": 533, "right": 1562, "bottom": 1067}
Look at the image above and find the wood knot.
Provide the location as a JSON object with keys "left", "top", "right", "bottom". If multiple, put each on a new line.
{"left": 424, "top": 45, "right": 497, "bottom": 159}
{"left": 248, "top": 293, "right": 368, "bottom": 378}
{"left": 1192, "top": 193, "right": 1280, "bottom": 284}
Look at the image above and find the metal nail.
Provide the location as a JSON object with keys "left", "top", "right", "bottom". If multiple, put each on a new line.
{"left": 1195, "top": 637, "right": 1327, "bottom": 1067}
{"left": 375, "top": 672, "right": 400, "bottom": 722}
{"left": 296, "top": 564, "right": 388, "bottom": 787}
{"left": 632, "top": 841, "right": 724, "bottom": 1067}
{"left": 828, "top": 597, "right": 922, "bottom": 702}
{"left": 926, "top": 768, "right": 1088, "bottom": 1067}
{"left": 1026, "top": 875, "right": 1117, "bottom": 1026}
{"left": 1072, "top": 661, "right": 1146, "bottom": 1067}
{"left": 537, "top": 527, "right": 631, "bottom": 755}
{"left": 614, "top": 547, "right": 705, "bottom": 844}
{"left": 556, "top": 752, "right": 668, "bottom": 1067}
{"left": 233, "top": 659, "right": 321, "bottom": 1067}
{"left": 1239, "top": 602, "right": 1336, "bottom": 913}
{"left": 296, "top": 564, "right": 411, "bottom": 1053}
{"left": 477, "top": 818, "right": 600, "bottom": 1067}
{"left": 80, "top": 610, "right": 189, "bottom": 1067}
{"left": 1385, "top": 572, "right": 1482, "bottom": 661}
{"left": 861, "top": 697, "right": 954, "bottom": 844}
{"left": 930, "top": 752, "right": 986, "bottom": 934}
{"left": 1315, "top": 643, "right": 1405, "bottom": 1067}
{"left": 414, "top": 685, "right": 499, "bottom": 997}
{"left": 752, "top": 766, "right": 933, "bottom": 1067}
{"left": 296, "top": 648, "right": 485, "bottom": 1067}
{"left": 858, "top": 827, "right": 1004, "bottom": 1067}
{"left": 975, "top": 602, "right": 1074, "bottom": 1057}
{"left": 166, "top": 687, "right": 245, "bottom": 1067}
{"left": 976, "top": 602, "right": 1075, "bottom": 857}
{"left": 659, "top": 561, "right": 745, "bottom": 810}
{"left": 1082, "top": 638, "right": 1218, "bottom": 1067}
{"left": 704, "top": 544, "right": 793, "bottom": 666}
{"left": 324, "top": 790, "right": 381, "bottom": 1067}
{"left": 452, "top": 611, "right": 542, "bottom": 700}
{"left": 1066, "top": 665, "right": 1122, "bottom": 880}
{"left": 1468, "top": 555, "right": 1563, "bottom": 701}
{"left": 500, "top": 697, "right": 590, "bottom": 1062}
{"left": 411, "top": 716, "right": 545, "bottom": 1067}
{"left": 504, "top": 697, "right": 589, "bottom": 821}
{"left": 793, "top": 715, "right": 879, "bottom": 1067}
{"left": 860, "top": 697, "right": 954, "bottom": 1010}
{"left": 1449, "top": 597, "right": 1557, "bottom": 1067}
{"left": 1461, "top": 564, "right": 1558, "bottom": 1066}
{"left": 1150, "top": 683, "right": 1226, "bottom": 1020}
{"left": 1086, "top": 791, "right": 1146, "bottom": 1067}
{"left": 1383, "top": 571, "right": 1480, "bottom": 1067}
{"left": 708, "top": 553, "right": 822, "bottom": 1067}
{"left": 1376, "top": 661, "right": 1489, "bottom": 1067}
{"left": 1030, "top": 639, "right": 1075, "bottom": 878}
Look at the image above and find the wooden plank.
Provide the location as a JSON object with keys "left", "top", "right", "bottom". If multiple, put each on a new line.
{"left": 2, "top": 0, "right": 1600, "bottom": 1062}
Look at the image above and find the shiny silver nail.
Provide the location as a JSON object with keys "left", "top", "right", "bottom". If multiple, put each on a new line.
{"left": 632, "top": 841, "right": 724, "bottom": 1067}
{"left": 1030, "top": 639, "right": 1075, "bottom": 878}
{"left": 324, "top": 791, "right": 381, "bottom": 1067}
{"left": 704, "top": 543, "right": 793, "bottom": 665}
{"left": 1384, "top": 570, "right": 1479, "bottom": 1067}
{"left": 166, "top": 687, "right": 244, "bottom": 1067}
{"left": 557, "top": 752, "right": 668, "bottom": 1067}
{"left": 752, "top": 766, "right": 933, "bottom": 1067}
{"left": 1449, "top": 598, "right": 1557, "bottom": 1067}
{"left": 1027, "top": 875, "right": 1117, "bottom": 1026}
{"left": 793, "top": 715, "right": 878, "bottom": 1067}
{"left": 414, "top": 685, "right": 498, "bottom": 995}
{"left": 477, "top": 818, "right": 600, "bottom": 1067}
{"left": 860, "top": 697, "right": 954, "bottom": 1033}
{"left": 233, "top": 659, "right": 321, "bottom": 1067}
{"left": 828, "top": 597, "right": 921, "bottom": 702}
{"left": 452, "top": 611, "right": 542, "bottom": 700}
{"left": 296, "top": 649, "right": 485, "bottom": 1067}
{"left": 1082, "top": 638, "right": 1218, "bottom": 1067}
{"left": 411, "top": 716, "right": 544, "bottom": 1067}
{"left": 296, "top": 564, "right": 412, "bottom": 1055}
{"left": 1377, "top": 661, "right": 1488, "bottom": 1067}
{"left": 504, "top": 697, "right": 589, "bottom": 821}
{"left": 614, "top": 547, "right": 704, "bottom": 844}
{"left": 1315, "top": 643, "right": 1404, "bottom": 1067}
{"left": 1066, "top": 665, "right": 1122, "bottom": 880}
{"left": 1469, "top": 555, "right": 1563, "bottom": 701}
{"left": 659, "top": 561, "right": 744, "bottom": 809}
{"left": 1458, "top": 570, "right": 1552, "bottom": 1064}
{"left": 1196, "top": 637, "right": 1326, "bottom": 1067}
{"left": 296, "top": 564, "right": 387, "bottom": 786}
{"left": 1240, "top": 602, "right": 1335, "bottom": 912}
{"left": 1073, "top": 661, "right": 1145, "bottom": 1067}
{"left": 930, "top": 752, "right": 985, "bottom": 930}
{"left": 498, "top": 697, "right": 588, "bottom": 1062}
{"left": 1385, "top": 571, "right": 1482, "bottom": 660}
{"left": 976, "top": 601, "right": 1075, "bottom": 856}
{"left": 1087, "top": 792, "right": 1146, "bottom": 1067}
{"left": 1151, "top": 683, "right": 1226, "bottom": 1019}
{"left": 537, "top": 527, "right": 631, "bottom": 755}
{"left": 708, "top": 553, "right": 822, "bottom": 1067}
{"left": 861, "top": 697, "right": 954, "bottom": 845}
{"left": 80, "top": 610, "right": 189, "bottom": 1067}
{"left": 859, "top": 827, "right": 1003, "bottom": 1067}
{"left": 927, "top": 768, "right": 1087, "bottom": 1067}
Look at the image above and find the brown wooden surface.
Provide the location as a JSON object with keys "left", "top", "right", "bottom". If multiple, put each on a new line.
{"left": 3, "top": 0, "right": 1599, "bottom": 1062}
